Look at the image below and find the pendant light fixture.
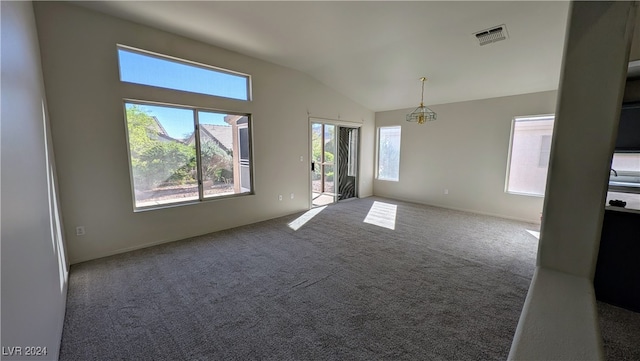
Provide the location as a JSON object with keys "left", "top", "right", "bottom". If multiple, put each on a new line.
{"left": 406, "top": 77, "right": 437, "bottom": 124}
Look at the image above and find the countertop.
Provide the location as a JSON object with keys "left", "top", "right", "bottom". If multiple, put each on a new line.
{"left": 606, "top": 191, "right": 640, "bottom": 213}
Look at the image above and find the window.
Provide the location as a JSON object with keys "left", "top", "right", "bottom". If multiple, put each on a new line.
{"left": 506, "top": 115, "right": 555, "bottom": 196}
{"left": 118, "top": 46, "right": 253, "bottom": 210}
{"left": 124, "top": 102, "right": 252, "bottom": 209}
{"left": 609, "top": 153, "right": 640, "bottom": 189}
{"left": 117, "top": 46, "right": 250, "bottom": 100}
{"left": 607, "top": 154, "right": 640, "bottom": 209}
{"left": 377, "top": 126, "right": 401, "bottom": 181}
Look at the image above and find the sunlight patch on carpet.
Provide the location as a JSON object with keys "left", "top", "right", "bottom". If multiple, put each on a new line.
{"left": 364, "top": 201, "right": 397, "bottom": 230}
{"left": 526, "top": 230, "right": 540, "bottom": 239}
{"left": 288, "top": 206, "right": 327, "bottom": 231}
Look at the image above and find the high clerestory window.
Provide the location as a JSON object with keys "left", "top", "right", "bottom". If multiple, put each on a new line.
{"left": 118, "top": 45, "right": 253, "bottom": 210}
{"left": 118, "top": 46, "right": 250, "bottom": 100}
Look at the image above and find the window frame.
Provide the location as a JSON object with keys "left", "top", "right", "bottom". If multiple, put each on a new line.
{"left": 376, "top": 125, "right": 402, "bottom": 182}
{"left": 504, "top": 114, "right": 555, "bottom": 197}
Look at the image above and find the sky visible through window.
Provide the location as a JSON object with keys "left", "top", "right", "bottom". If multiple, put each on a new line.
{"left": 126, "top": 103, "right": 227, "bottom": 140}
{"left": 118, "top": 48, "right": 248, "bottom": 101}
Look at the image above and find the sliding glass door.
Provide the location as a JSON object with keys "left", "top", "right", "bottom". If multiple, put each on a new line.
{"left": 311, "top": 122, "right": 359, "bottom": 207}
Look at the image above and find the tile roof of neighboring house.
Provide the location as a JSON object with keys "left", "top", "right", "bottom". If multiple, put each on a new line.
{"left": 199, "top": 125, "right": 233, "bottom": 152}
{"left": 155, "top": 132, "right": 183, "bottom": 143}
{"left": 149, "top": 116, "right": 185, "bottom": 143}
{"left": 151, "top": 116, "right": 169, "bottom": 136}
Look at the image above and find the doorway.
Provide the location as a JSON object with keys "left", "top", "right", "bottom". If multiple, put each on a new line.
{"left": 311, "top": 121, "right": 359, "bottom": 207}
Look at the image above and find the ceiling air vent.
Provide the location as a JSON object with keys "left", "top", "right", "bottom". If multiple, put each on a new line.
{"left": 474, "top": 24, "right": 508, "bottom": 46}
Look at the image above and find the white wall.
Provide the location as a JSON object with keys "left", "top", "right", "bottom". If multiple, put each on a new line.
{"left": 374, "top": 91, "right": 557, "bottom": 223}
{"left": 1, "top": 2, "right": 68, "bottom": 360}
{"left": 33, "top": 2, "right": 375, "bottom": 265}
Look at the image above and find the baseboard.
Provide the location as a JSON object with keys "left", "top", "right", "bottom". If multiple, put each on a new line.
{"left": 371, "top": 194, "right": 541, "bottom": 224}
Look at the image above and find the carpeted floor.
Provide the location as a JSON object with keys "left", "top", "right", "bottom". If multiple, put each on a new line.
{"left": 598, "top": 301, "right": 640, "bottom": 361}
{"left": 58, "top": 197, "right": 637, "bottom": 360}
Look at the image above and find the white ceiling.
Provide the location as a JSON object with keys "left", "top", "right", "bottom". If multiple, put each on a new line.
{"left": 75, "top": 1, "right": 570, "bottom": 112}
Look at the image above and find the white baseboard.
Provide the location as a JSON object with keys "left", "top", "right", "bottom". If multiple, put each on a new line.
{"left": 371, "top": 194, "right": 541, "bottom": 224}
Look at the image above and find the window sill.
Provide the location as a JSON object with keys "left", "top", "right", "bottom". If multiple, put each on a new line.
{"left": 133, "top": 191, "right": 254, "bottom": 212}
{"left": 506, "top": 191, "right": 545, "bottom": 198}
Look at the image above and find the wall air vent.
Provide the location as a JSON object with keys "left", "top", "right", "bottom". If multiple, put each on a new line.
{"left": 474, "top": 25, "right": 509, "bottom": 46}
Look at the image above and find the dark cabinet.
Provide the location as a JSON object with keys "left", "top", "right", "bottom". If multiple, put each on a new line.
{"left": 594, "top": 209, "right": 640, "bottom": 312}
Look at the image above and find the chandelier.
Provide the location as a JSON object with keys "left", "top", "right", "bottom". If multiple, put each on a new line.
{"left": 406, "top": 77, "right": 437, "bottom": 124}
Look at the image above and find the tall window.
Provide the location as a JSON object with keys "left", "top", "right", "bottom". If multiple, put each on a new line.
{"left": 377, "top": 126, "right": 402, "bottom": 181}
{"left": 506, "top": 115, "right": 555, "bottom": 196}
{"left": 118, "top": 46, "right": 252, "bottom": 210}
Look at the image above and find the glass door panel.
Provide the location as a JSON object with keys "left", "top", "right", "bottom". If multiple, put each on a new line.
{"left": 324, "top": 164, "right": 335, "bottom": 194}
{"left": 312, "top": 166, "right": 322, "bottom": 193}
{"left": 311, "top": 122, "right": 337, "bottom": 206}
{"left": 324, "top": 124, "right": 336, "bottom": 165}
{"left": 312, "top": 123, "right": 323, "bottom": 163}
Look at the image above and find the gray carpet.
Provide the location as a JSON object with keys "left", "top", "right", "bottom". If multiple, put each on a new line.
{"left": 598, "top": 301, "right": 640, "bottom": 361}
{"left": 57, "top": 196, "right": 627, "bottom": 360}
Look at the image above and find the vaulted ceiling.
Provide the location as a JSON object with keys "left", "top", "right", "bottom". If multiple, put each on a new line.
{"left": 76, "top": 1, "right": 570, "bottom": 112}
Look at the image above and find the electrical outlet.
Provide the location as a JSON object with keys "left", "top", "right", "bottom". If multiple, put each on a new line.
{"left": 300, "top": 156, "right": 304, "bottom": 162}
{"left": 290, "top": 193, "right": 294, "bottom": 199}
{"left": 444, "top": 189, "right": 449, "bottom": 195}
{"left": 278, "top": 194, "right": 283, "bottom": 201}
{"left": 76, "top": 226, "right": 85, "bottom": 236}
